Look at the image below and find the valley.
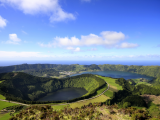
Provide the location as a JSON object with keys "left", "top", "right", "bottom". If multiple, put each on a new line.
{"left": 0, "top": 64, "right": 160, "bottom": 119}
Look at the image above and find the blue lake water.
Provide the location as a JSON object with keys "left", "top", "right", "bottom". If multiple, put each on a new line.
{"left": 38, "top": 70, "right": 154, "bottom": 102}
{"left": 38, "top": 88, "right": 87, "bottom": 102}
{"left": 69, "top": 71, "right": 155, "bottom": 81}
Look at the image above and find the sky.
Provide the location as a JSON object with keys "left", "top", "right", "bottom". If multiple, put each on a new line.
{"left": 0, "top": 0, "right": 160, "bottom": 61}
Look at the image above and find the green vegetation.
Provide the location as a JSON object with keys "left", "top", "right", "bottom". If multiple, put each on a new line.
{"left": 70, "top": 95, "right": 109, "bottom": 109}
{"left": 96, "top": 75, "right": 123, "bottom": 98}
{"left": 0, "top": 101, "right": 18, "bottom": 110}
{"left": 148, "top": 102, "right": 160, "bottom": 118}
{"left": 52, "top": 104, "right": 70, "bottom": 111}
{"left": 24, "top": 68, "right": 60, "bottom": 77}
{"left": 104, "top": 90, "right": 113, "bottom": 98}
{"left": 8, "top": 104, "right": 154, "bottom": 120}
{"left": 0, "top": 113, "right": 11, "bottom": 120}
{"left": 128, "top": 78, "right": 152, "bottom": 86}
{"left": 96, "top": 75, "right": 123, "bottom": 90}
{"left": 0, "top": 94, "right": 5, "bottom": 99}
{"left": 106, "top": 78, "right": 160, "bottom": 108}
{"left": 0, "top": 72, "right": 106, "bottom": 104}
{"left": 1, "top": 63, "right": 160, "bottom": 78}
{"left": 95, "top": 84, "right": 108, "bottom": 95}
{"left": 1, "top": 64, "right": 160, "bottom": 119}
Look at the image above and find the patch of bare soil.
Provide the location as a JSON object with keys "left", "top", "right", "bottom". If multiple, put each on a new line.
{"left": 141, "top": 94, "right": 160, "bottom": 104}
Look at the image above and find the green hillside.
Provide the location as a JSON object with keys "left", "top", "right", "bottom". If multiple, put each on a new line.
{"left": 0, "top": 72, "right": 106, "bottom": 103}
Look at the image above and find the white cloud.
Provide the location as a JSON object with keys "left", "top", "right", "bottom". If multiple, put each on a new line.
{"left": 1, "top": 51, "right": 160, "bottom": 60}
{"left": 40, "top": 31, "right": 135, "bottom": 49}
{"left": 6, "top": 34, "right": 21, "bottom": 44}
{"left": 0, "top": 51, "right": 54, "bottom": 60}
{"left": 101, "top": 31, "right": 125, "bottom": 45}
{"left": 0, "top": 15, "right": 7, "bottom": 28}
{"left": 74, "top": 47, "right": 80, "bottom": 52}
{"left": 116, "top": 42, "right": 139, "bottom": 48}
{"left": 0, "top": 0, "right": 76, "bottom": 22}
{"left": 66, "top": 47, "right": 81, "bottom": 52}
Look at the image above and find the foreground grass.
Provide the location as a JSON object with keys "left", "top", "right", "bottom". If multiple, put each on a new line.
{"left": 9, "top": 104, "right": 153, "bottom": 120}
{"left": 70, "top": 95, "right": 109, "bottom": 109}
{"left": 52, "top": 104, "right": 70, "bottom": 111}
{"left": 0, "top": 101, "right": 18, "bottom": 110}
{"left": 0, "top": 112, "right": 10, "bottom": 120}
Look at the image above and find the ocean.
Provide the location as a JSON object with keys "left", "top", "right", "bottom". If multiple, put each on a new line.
{"left": 0, "top": 60, "right": 160, "bottom": 67}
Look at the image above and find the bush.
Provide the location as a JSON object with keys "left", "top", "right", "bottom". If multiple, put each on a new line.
{"left": 123, "top": 102, "right": 131, "bottom": 108}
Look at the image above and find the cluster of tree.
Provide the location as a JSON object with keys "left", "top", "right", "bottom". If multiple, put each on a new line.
{"left": 4, "top": 105, "right": 25, "bottom": 112}
{"left": 0, "top": 64, "right": 59, "bottom": 73}
{"left": 98, "top": 64, "right": 160, "bottom": 78}
{"left": 133, "top": 84, "right": 160, "bottom": 95}
{"left": 127, "top": 79, "right": 136, "bottom": 85}
{"left": 0, "top": 72, "right": 106, "bottom": 103}
{"left": 106, "top": 77, "right": 160, "bottom": 108}
{"left": 23, "top": 68, "right": 60, "bottom": 77}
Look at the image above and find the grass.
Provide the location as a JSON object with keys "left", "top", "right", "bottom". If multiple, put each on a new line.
{"left": 96, "top": 75, "right": 123, "bottom": 98}
{"left": 96, "top": 75, "right": 123, "bottom": 91}
{"left": 0, "top": 111, "right": 21, "bottom": 120}
{"left": 0, "top": 101, "right": 18, "bottom": 110}
{"left": 70, "top": 95, "right": 109, "bottom": 109}
{"left": 0, "top": 95, "right": 5, "bottom": 100}
{"left": 52, "top": 104, "right": 70, "bottom": 111}
{"left": 0, "top": 101, "right": 20, "bottom": 120}
{"left": 0, "top": 80, "right": 5, "bottom": 83}
{"left": 104, "top": 90, "right": 113, "bottom": 98}
{"left": 96, "top": 84, "right": 108, "bottom": 95}
{"left": 0, "top": 113, "right": 11, "bottom": 120}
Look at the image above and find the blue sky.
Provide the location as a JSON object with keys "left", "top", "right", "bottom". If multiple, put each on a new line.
{"left": 0, "top": 0, "right": 160, "bottom": 61}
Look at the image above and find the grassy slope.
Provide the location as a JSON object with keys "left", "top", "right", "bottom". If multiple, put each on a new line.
{"left": 0, "top": 80, "right": 6, "bottom": 99}
{"left": 70, "top": 95, "right": 109, "bottom": 109}
{"left": 52, "top": 104, "right": 70, "bottom": 111}
{"left": 0, "top": 111, "right": 20, "bottom": 120}
{"left": 0, "top": 101, "right": 18, "bottom": 110}
{"left": 0, "top": 95, "right": 5, "bottom": 99}
{"left": 96, "top": 75, "right": 123, "bottom": 98}
{"left": 0, "top": 113, "right": 10, "bottom": 120}
{"left": 0, "top": 101, "right": 19, "bottom": 120}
